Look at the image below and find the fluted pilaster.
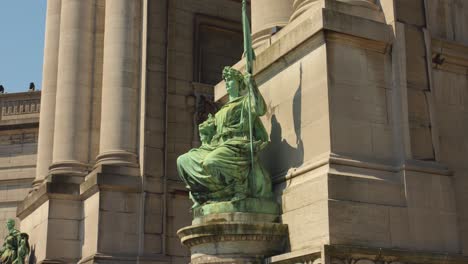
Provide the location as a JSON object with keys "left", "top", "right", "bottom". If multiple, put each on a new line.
{"left": 96, "top": 0, "right": 141, "bottom": 166}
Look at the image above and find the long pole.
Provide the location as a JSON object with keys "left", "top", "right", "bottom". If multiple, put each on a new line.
{"left": 242, "top": 0, "right": 255, "bottom": 174}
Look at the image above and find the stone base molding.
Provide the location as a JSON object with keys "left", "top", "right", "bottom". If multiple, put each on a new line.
{"left": 48, "top": 160, "right": 90, "bottom": 177}
{"left": 178, "top": 212, "right": 288, "bottom": 264}
{"left": 290, "top": 0, "right": 378, "bottom": 21}
{"left": 290, "top": 0, "right": 320, "bottom": 21}
{"left": 95, "top": 150, "right": 139, "bottom": 167}
{"left": 267, "top": 245, "right": 468, "bottom": 264}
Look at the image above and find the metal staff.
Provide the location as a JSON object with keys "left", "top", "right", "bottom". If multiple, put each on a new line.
{"left": 242, "top": 0, "right": 256, "bottom": 173}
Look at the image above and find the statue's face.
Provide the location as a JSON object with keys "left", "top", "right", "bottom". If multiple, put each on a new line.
{"left": 6, "top": 220, "right": 14, "bottom": 230}
{"left": 226, "top": 78, "right": 240, "bottom": 98}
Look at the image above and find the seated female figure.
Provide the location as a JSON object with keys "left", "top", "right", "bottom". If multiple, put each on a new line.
{"left": 177, "top": 67, "right": 273, "bottom": 208}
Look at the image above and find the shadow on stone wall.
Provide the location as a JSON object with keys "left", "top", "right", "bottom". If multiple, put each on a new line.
{"left": 263, "top": 63, "right": 304, "bottom": 179}
{"left": 28, "top": 245, "right": 36, "bottom": 264}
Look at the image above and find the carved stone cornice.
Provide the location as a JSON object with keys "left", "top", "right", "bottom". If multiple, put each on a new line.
{"left": 178, "top": 222, "right": 288, "bottom": 248}
{"left": 0, "top": 91, "right": 40, "bottom": 128}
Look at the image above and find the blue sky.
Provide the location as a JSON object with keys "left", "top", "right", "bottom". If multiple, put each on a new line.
{"left": 0, "top": 1, "right": 46, "bottom": 93}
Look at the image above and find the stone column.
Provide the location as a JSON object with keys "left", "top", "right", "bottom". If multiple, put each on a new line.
{"left": 251, "top": 0, "right": 294, "bottom": 49}
{"left": 96, "top": 0, "right": 141, "bottom": 166}
{"left": 34, "top": 0, "right": 61, "bottom": 188}
{"left": 50, "top": 0, "right": 95, "bottom": 176}
{"left": 290, "top": 0, "right": 378, "bottom": 21}
{"left": 290, "top": 0, "right": 319, "bottom": 21}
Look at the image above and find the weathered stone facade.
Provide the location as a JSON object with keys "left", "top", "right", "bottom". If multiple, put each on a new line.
{"left": 5, "top": 0, "right": 468, "bottom": 263}
{"left": 0, "top": 91, "right": 39, "bottom": 243}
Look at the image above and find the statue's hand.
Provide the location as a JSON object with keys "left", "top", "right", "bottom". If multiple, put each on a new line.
{"left": 244, "top": 73, "right": 253, "bottom": 85}
{"left": 199, "top": 114, "right": 216, "bottom": 145}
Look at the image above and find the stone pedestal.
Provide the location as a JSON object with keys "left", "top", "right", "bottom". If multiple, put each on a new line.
{"left": 177, "top": 199, "right": 288, "bottom": 264}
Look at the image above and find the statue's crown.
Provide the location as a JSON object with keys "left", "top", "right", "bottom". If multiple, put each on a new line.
{"left": 222, "top": 66, "right": 243, "bottom": 83}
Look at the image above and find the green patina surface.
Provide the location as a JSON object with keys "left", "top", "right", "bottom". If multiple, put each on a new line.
{"left": 192, "top": 198, "right": 280, "bottom": 218}
{"left": 176, "top": 1, "right": 278, "bottom": 215}
{"left": 0, "top": 219, "right": 30, "bottom": 264}
{"left": 176, "top": 67, "right": 275, "bottom": 211}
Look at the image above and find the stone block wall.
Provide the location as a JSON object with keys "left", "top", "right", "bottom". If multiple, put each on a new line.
{"left": 143, "top": 0, "right": 244, "bottom": 262}
{"left": 211, "top": 0, "right": 468, "bottom": 261}
{"left": 10, "top": 0, "right": 468, "bottom": 263}
{"left": 431, "top": 39, "right": 468, "bottom": 255}
{"left": 0, "top": 91, "right": 39, "bottom": 244}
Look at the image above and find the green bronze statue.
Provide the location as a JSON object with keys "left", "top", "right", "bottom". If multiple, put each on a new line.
{"left": 177, "top": 67, "right": 273, "bottom": 208}
{"left": 0, "top": 219, "right": 30, "bottom": 264}
{"left": 177, "top": 0, "right": 274, "bottom": 209}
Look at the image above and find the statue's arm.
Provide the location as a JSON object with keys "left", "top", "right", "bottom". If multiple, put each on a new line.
{"left": 244, "top": 73, "right": 267, "bottom": 116}
{"left": 199, "top": 114, "right": 216, "bottom": 144}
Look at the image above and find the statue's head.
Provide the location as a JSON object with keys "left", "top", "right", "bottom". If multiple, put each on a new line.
{"left": 223, "top": 66, "right": 244, "bottom": 98}
{"left": 6, "top": 219, "right": 15, "bottom": 231}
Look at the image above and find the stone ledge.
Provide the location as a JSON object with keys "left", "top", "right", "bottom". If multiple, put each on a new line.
{"left": 265, "top": 246, "right": 322, "bottom": 264}
{"left": 324, "top": 244, "right": 468, "bottom": 264}
{"left": 78, "top": 253, "right": 171, "bottom": 264}
{"left": 0, "top": 91, "right": 41, "bottom": 99}
{"left": 266, "top": 244, "right": 468, "bottom": 264}
{"left": 0, "top": 119, "right": 39, "bottom": 130}
{"left": 272, "top": 153, "right": 452, "bottom": 184}
{"left": 16, "top": 181, "right": 80, "bottom": 219}
{"left": 17, "top": 164, "right": 142, "bottom": 219}
{"left": 178, "top": 222, "right": 288, "bottom": 246}
{"left": 80, "top": 164, "right": 142, "bottom": 199}
{"left": 0, "top": 176, "right": 35, "bottom": 185}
